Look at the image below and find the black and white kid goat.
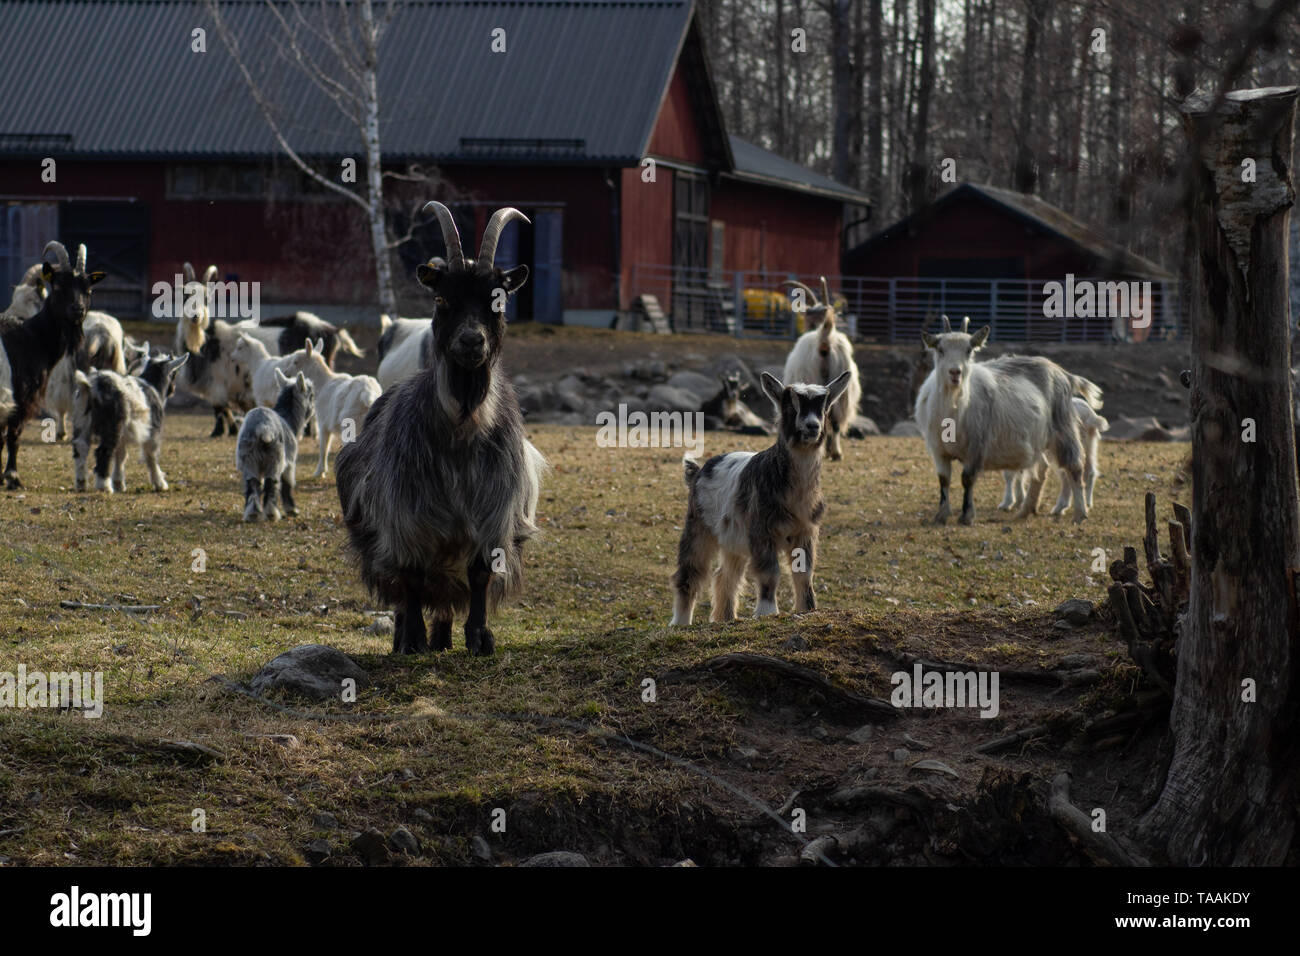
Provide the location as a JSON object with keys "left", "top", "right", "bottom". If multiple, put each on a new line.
{"left": 336, "top": 202, "right": 546, "bottom": 656}
{"left": 670, "top": 370, "right": 852, "bottom": 625}
{"left": 71, "top": 346, "right": 189, "bottom": 493}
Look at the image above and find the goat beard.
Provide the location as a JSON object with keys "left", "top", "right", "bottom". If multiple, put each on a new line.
{"left": 442, "top": 360, "right": 493, "bottom": 426}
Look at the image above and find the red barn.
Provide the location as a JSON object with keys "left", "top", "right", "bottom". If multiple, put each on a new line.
{"left": 0, "top": 0, "right": 867, "bottom": 328}
{"left": 842, "top": 184, "right": 1178, "bottom": 342}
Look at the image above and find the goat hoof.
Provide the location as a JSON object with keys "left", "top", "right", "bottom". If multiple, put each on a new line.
{"left": 931, "top": 514, "right": 948, "bottom": 525}
{"left": 465, "top": 626, "right": 495, "bottom": 656}
{"left": 958, "top": 512, "right": 974, "bottom": 526}
{"left": 5, "top": 474, "right": 21, "bottom": 490}
{"left": 431, "top": 621, "right": 452, "bottom": 651}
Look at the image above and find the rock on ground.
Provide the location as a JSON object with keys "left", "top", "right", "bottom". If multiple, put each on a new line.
{"left": 520, "top": 851, "right": 590, "bottom": 867}
{"left": 250, "top": 644, "right": 368, "bottom": 701}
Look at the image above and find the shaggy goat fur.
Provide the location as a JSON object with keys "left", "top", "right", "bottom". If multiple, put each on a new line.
{"left": 234, "top": 311, "right": 363, "bottom": 367}
{"left": 235, "top": 369, "right": 314, "bottom": 522}
{"left": 336, "top": 203, "right": 543, "bottom": 656}
{"left": 0, "top": 242, "right": 104, "bottom": 489}
{"left": 275, "top": 339, "right": 382, "bottom": 477}
{"left": 915, "top": 316, "right": 1103, "bottom": 525}
{"left": 670, "top": 370, "right": 852, "bottom": 626}
{"left": 173, "top": 263, "right": 255, "bottom": 437}
{"left": 999, "top": 397, "right": 1110, "bottom": 514}
{"left": 781, "top": 278, "right": 862, "bottom": 460}
{"left": 71, "top": 348, "right": 188, "bottom": 493}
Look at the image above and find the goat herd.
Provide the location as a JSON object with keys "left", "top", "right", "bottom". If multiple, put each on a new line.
{"left": 0, "top": 203, "right": 1108, "bottom": 656}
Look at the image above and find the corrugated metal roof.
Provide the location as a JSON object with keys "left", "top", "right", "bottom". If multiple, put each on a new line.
{"left": 0, "top": 0, "right": 693, "bottom": 163}
{"left": 727, "top": 135, "right": 868, "bottom": 204}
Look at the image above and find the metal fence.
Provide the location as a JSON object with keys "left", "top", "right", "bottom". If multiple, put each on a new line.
{"left": 626, "top": 263, "right": 1187, "bottom": 343}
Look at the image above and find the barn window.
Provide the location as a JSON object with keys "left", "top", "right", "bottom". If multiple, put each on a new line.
{"left": 673, "top": 171, "right": 709, "bottom": 274}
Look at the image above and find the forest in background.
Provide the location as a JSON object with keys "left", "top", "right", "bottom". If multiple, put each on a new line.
{"left": 696, "top": 0, "right": 1299, "bottom": 266}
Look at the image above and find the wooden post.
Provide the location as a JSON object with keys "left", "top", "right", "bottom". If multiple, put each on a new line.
{"left": 1142, "top": 87, "right": 1300, "bottom": 865}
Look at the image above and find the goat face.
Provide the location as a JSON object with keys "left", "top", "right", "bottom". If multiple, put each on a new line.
{"left": 921, "top": 325, "right": 990, "bottom": 391}
{"left": 416, "top": 262, "right": 528, "bottom": 370}
{"left": 761, "top": 371, "right": 852, "bottom": 448}
{"left": 41, "top": 257, "right": 104, "bottom": 327}
{"left": 139, "top": 351, "right": 189, "bottom": 400}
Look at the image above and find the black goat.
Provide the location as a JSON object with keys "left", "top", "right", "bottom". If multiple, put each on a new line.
{"left": 336, "top": 203, "right": 545, "bottom": 656}
{"left": 0, "top": 241, "right": 103, "bottom": 489}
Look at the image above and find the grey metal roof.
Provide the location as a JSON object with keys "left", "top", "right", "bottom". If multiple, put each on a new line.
{"left": 0, "top": 0, "right": 693, "bottom": 164}
{"left": 727, "top": 135, "right": 868, "bottom": 204}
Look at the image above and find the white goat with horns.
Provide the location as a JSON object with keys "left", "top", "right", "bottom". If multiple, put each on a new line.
{"left": 780, "top": 277, "right": 861, "bottom": 461}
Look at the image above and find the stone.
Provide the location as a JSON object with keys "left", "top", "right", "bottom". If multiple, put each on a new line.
{"left": 520, "top": 851, "right": 590, "bottom": 867}
{"left": 388, "top": 826, "right": 421, "bottom": 856}
{"left": 847, "top": 725, "right": 874, "bottom": 745}
{"left": 250, "top": 644, "right": 368, "bottom": 701}
{"left": 304, "top": 839, "right": 332, "bottom": 864}
{"left": 888, "top": 419, "right": 922, "bottom": 437}
{"left": 313, "top": 811, "right": 340, "bottom": 830}
{"left": 1054, "top": 598, "right": 1094, "bottom": 626}
{"left": 351, "top": 827, "right": 390, "bottom": 866}
{"left": 847, "top": 415, "right": 881, "bottom": 437}
{"left": 666, "top": 369, "right": 723, "bottom": 404}
{"left": 646, "top": 384, "right": 701, "bottom": 413}
{"left": 471, "top": 835, "right": 493, "bottom": 862}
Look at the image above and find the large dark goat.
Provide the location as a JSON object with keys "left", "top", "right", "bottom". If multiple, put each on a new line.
{"left": 0, "top": 242, "right": 104, "bottom": 488}
{"left": 336, "top": 203, "right": 545, "bottom": 656}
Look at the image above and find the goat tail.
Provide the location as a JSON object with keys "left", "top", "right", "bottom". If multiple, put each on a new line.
{"left": 335, "top": 328, "right": 365, "bottom": 358}
{"left": 1071, "top": 374, "right": 1103, "bottom": 410}
{"left": 682, "top": 455, "right": 701, "bottom": 486}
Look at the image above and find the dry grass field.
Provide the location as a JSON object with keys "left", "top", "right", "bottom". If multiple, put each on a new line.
{"left": 0, "top": 406, "right": 1190, "bottom": 865}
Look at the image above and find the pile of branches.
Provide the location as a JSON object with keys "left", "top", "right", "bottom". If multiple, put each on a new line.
{"left": 1106, "top": 492, "right": 1190, "bottom": 698}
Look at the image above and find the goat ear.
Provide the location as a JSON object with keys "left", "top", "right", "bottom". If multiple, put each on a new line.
{"left": 500, "top": 264, "right": 529, "bottom": 294}
{"left": 825, "top": 370, "right": 853, "bottom": 406}
{"left": 416, "top": 259, "right": 446, "bottom": 290}
{"left": 86, "top": 271, "right": 105, "bottom": 286}
{"left": 74, "top": 370, "right": 91, "bottom": 389}
{"left": 971, "top": 326, "right": 991, "bottom": 348}
{"left": 295, "top": 371, "right": 308, "bottom": 390}
{"left": 760, "top": 371, "right": 785, "bottom": 409}
{"left": 169, "top": 354, "right": 189, "bottom": 373}
{"left": 921, "top": 331, "right": 939, "bottom": 349}
{"left": 313, "top": 338, "right": 325, "bottom": 354}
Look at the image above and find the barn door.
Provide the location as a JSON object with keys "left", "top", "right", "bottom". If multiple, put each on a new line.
{"left": 1, "top": 202, "right": 57, "bottom": 291}
{"left": 60, "top": 201, "right": 150, "bottom": 318}
{"left": 532, "top": 209, "right": 563, "bottom": 324}
{"left": 672, "top": 171, "right": 710, "bottom": 329}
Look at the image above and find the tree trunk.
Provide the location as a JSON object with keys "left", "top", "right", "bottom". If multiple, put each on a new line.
{"left": 907, "top": 0, "right": 935, "bottom": 213}
{"left": 1011, "top": 0, "right": 1044, "bottom": 193}
{"left": 1141, "top": 85, "right": 1300, "bottom": 866}
{"left": 831, "top": 0, "right": 854, "bottom": 185}
{"left": 358, "top": 0, "right": 395, "bottom": 317}
{"left": 866, "top": 0, "right": 883, "bottom": 209}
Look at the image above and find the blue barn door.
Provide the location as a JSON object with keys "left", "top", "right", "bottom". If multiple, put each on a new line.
{"left": 532, "top": 209, "right": 563, "bottom": 324}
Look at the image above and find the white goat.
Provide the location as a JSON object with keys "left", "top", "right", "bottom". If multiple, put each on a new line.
{"left": 1, "top": 264, "right": 47, "bottom": 330}
{"left": 781, "top": 277, "right": 861, "bottom": 460}
{"left": 172, "top": 263, "right": 255, "bottom": 436}
{"left": 43, "top": 311, "right": 130, "bottom": 441}
{"left": 915, "top": 316, "right": 1103, "bottom": 524}
{"left": 274, "top": 339, "right": 382, "bottom": 477}
{"left": 376, "top": 315, "right": 433, "bottom": 390}
{"left": 999, "top": 398, "right": 1110, "bottom": 514}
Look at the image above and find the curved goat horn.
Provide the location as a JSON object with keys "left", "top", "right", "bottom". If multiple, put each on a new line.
{"left": 203, "top": 265, "right": 218, "bottom": 284}
{"left": 43, "top": 241, "right": 71, "bottom": 271}
{"left": 478, "top": 207, "right": 530, "bottom": 268}
{"left": 820, "top": 276, "right": 831, "bottom": 307}
{"left": 941, "top": 314, "right": 952, "bottom": 333}
{"left": 961, "top": 315, "right": 970, "bottom": 333}
{"left": 422, "top": 201, "right": 465, "bottom": 270}
{"left": 75, "top": 244, "right": 87, "bottom": 273}
{"left": 183, "top": 262, "right": 196, "bottom": 283}
{"left": 782, "top": 280, "right": 823, "bottom": 310}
